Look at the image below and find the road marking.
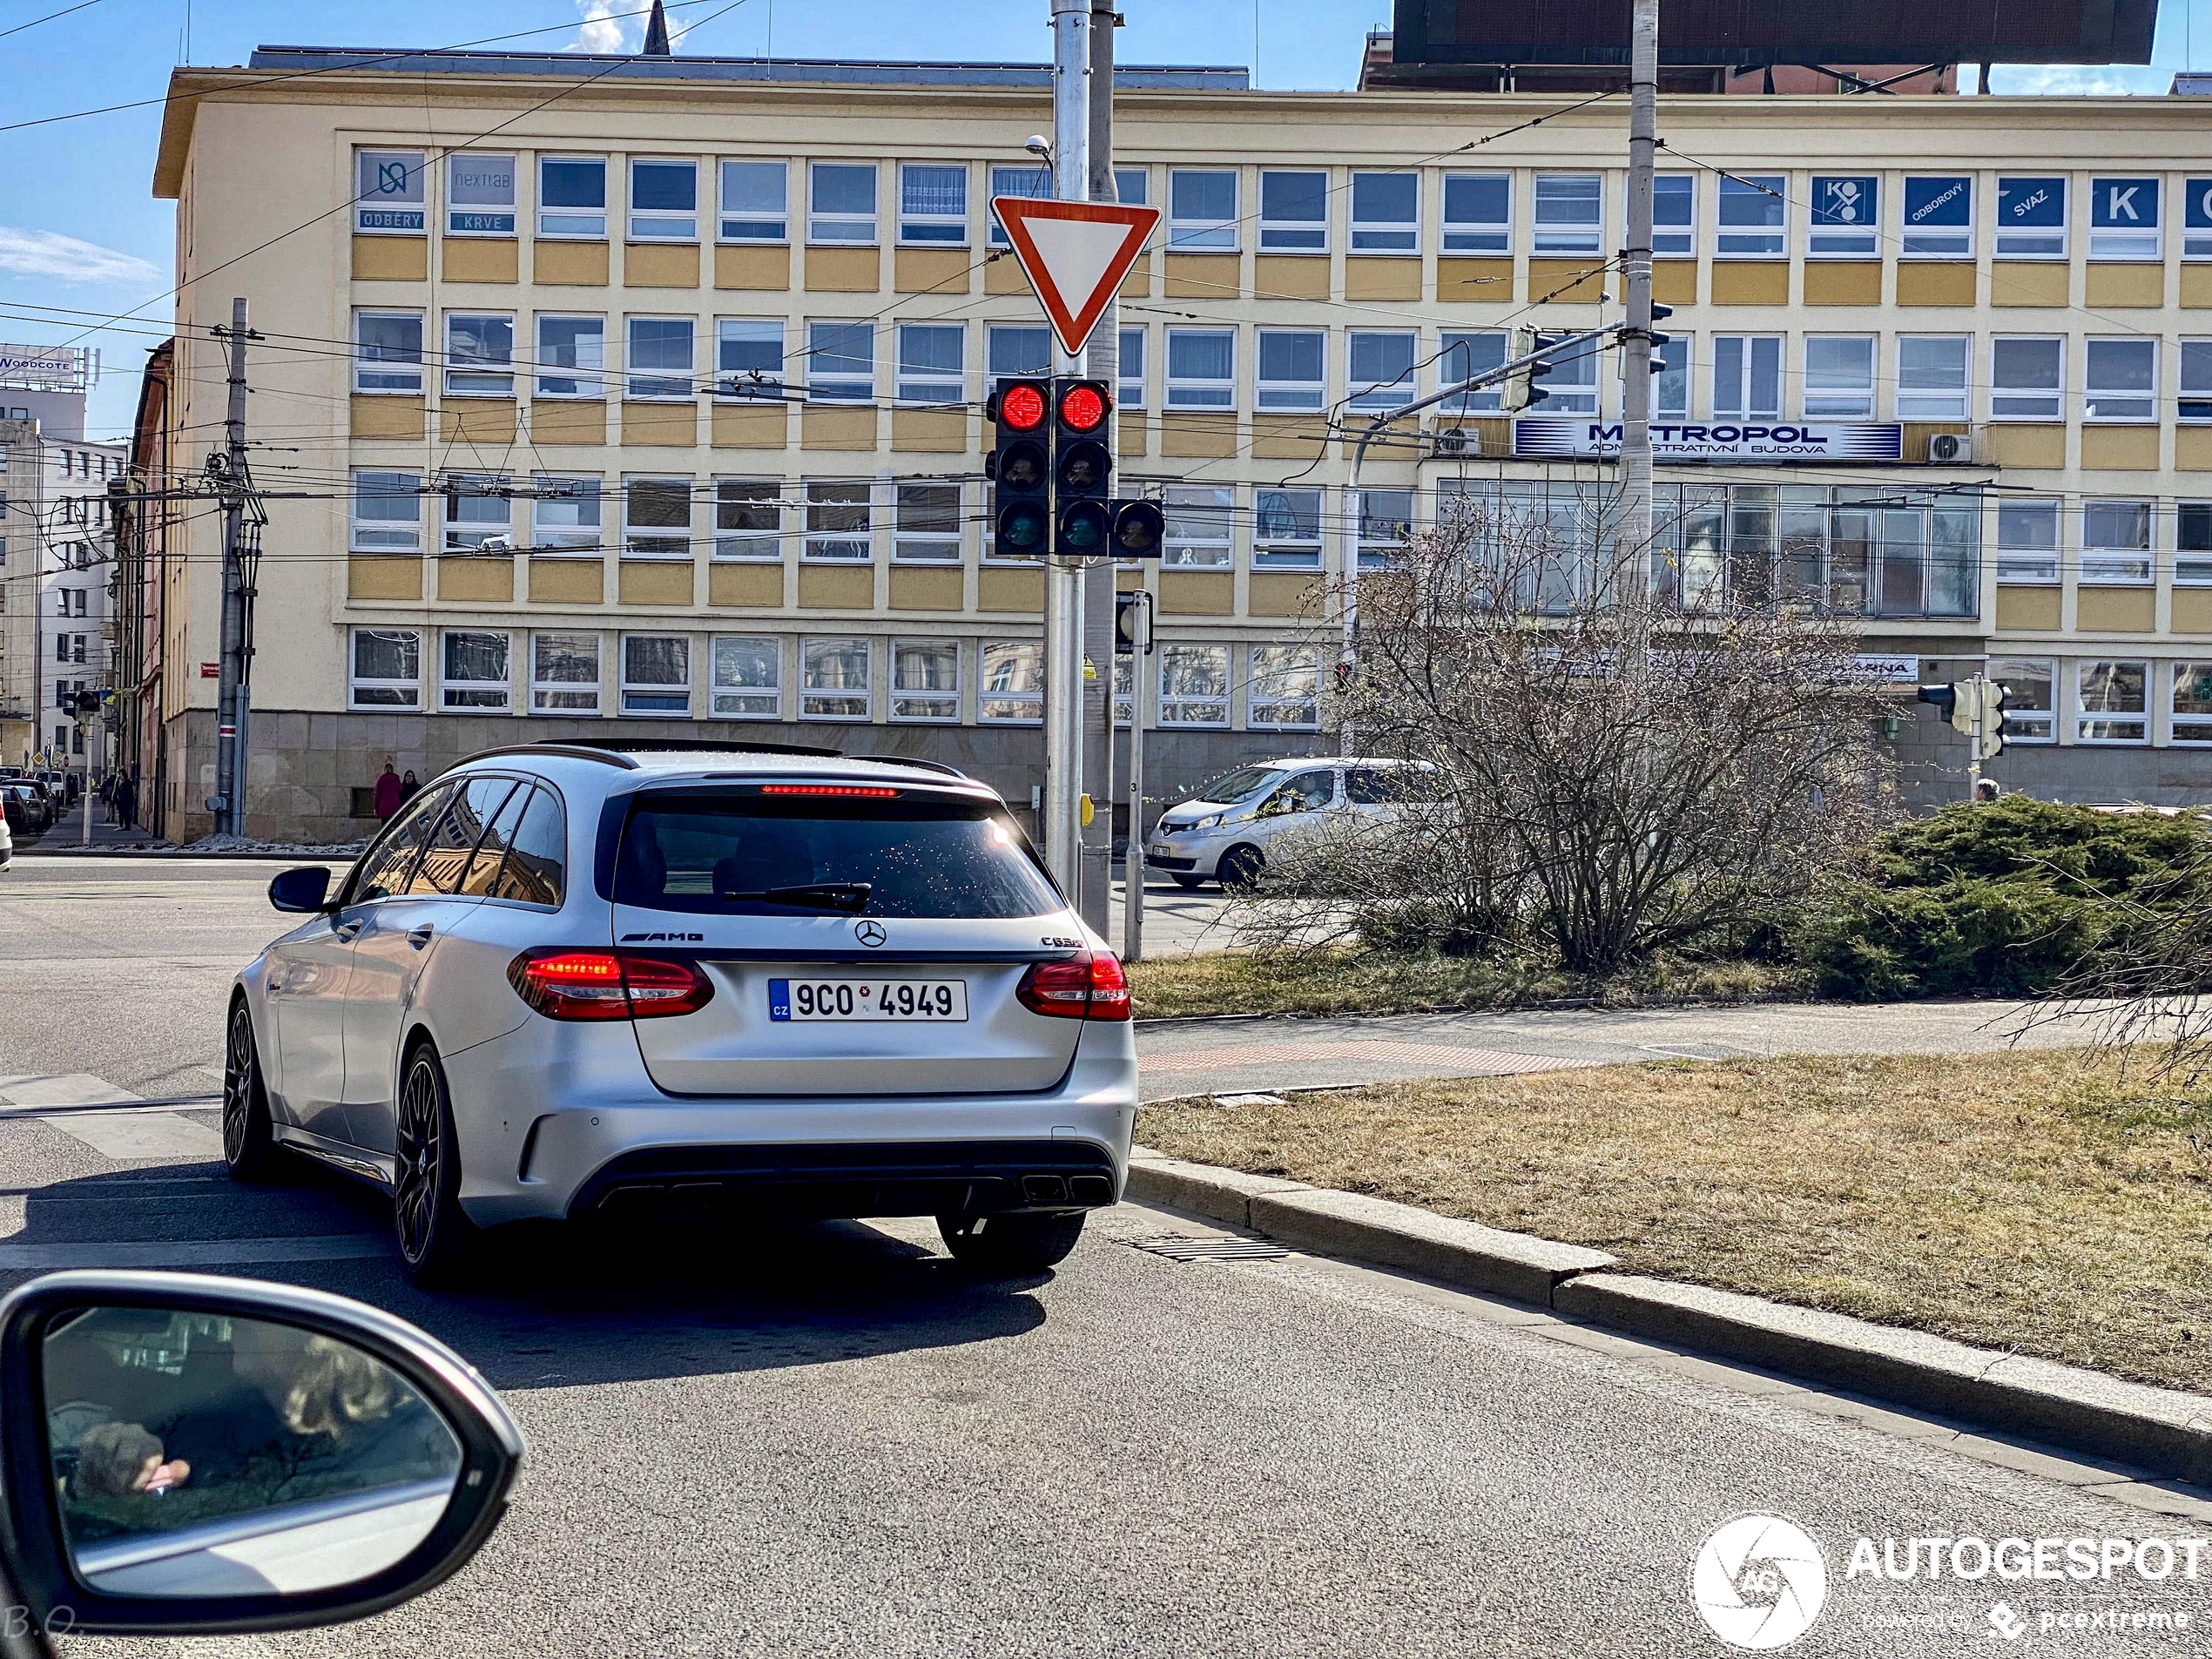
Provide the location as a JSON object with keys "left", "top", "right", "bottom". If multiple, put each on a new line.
{"left": 0, "top": 1073, "right": 225, "bottom": 1160}
{"left": 0, "top": 1235, "right": 388, "bottom": 1270}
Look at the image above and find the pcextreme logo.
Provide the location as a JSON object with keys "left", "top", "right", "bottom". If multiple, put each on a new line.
{"left": 1690, "top": 1514, "right": 1830, "bottom": 1650}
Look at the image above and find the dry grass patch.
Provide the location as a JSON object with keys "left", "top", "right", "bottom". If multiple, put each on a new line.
{"left": 1138, "top": 1049, "right": 2212, "bottom": 1394}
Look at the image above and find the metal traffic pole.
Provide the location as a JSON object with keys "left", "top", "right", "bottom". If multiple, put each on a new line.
{"left": 1076, "top": 0, "right": 1120, "bottom": 938}
{"left": 1619, "top": 0, "right": 1659, "bottom": 590}
{"left": 1122, "top": 589, "right": 1151, "bottom": 964}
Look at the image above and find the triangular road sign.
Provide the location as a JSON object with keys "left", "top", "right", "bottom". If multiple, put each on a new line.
{"left": 992, "top": 198, "right": 1161, "bottom": 359}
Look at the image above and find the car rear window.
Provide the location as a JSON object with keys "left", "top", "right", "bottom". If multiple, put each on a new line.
{"left": 614, "top": 792, "right": 1061, "bottom": 919}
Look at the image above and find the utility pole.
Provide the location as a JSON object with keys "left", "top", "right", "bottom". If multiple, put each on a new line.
{"left": 1121, "top": 589, "right": 1151, "bottom": 964}
{"left": 1620, "top": 0, "right": 1659, "bottom": 589}
{"left": 1043, "top": 0, "right": 1092, "bottom": 895}
{"left": 1077, "top": 0, "right": 1118, "bottom": 936}
{"left": 211, "top": 298, "right": 250, "bottom": 840}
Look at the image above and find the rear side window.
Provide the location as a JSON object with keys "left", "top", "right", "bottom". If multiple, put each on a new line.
{"left": 409, "top": 777, "right": 522, "bottom": 895}
{"left": 1347, "top": 766, "right": 1440, "bottom": 803}
{"left": 460, "top": 779, "right": 534, "bottom": 896}
{"left": 350, "top": 784, "right": 454, "bottom": 901}
{"left": 495, "top": 787, "right": 567, "bottom": 907}
{"left": 614, "top": 792, "right": 1061, "bottom": 918}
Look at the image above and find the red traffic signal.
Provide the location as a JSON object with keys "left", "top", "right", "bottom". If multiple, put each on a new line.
{"left": 1056, "top": 381, "right": 1109, "bottom": 433}
{"left": 995, "top": 381, "right": 1048, "bottom": 431}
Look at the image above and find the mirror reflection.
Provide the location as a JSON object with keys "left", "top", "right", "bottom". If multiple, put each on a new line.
{"left": 44, "top": 1307, "right": 463, "bottom": 1598}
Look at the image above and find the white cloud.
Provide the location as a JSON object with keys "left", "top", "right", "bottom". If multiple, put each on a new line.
{"left": 1983, "top": 64, "right": 2170, "bottom": 97}
{"left": 571, "top": 0, "right": 641, "bottom": 54}
{"left": 0, "top": 227, "right": 161, "bottom": 286}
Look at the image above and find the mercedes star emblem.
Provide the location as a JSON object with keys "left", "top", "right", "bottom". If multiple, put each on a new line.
{"left": 854, "top": 920, "right": 888, "bottom": 948}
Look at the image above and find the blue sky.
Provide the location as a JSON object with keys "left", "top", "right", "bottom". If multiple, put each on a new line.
{"left": 0, "top": 0, "right": 2200, "bottom": 440}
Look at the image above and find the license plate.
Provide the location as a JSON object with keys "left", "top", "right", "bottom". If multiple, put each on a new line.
{"left": 768, "top": 978, "right": 968, "bottom": 1022}
{"left": 1150, "top": 842, "right": 1171, "bottom": 857}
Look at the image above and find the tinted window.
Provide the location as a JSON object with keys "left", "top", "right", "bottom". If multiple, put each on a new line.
{"left": 1347, "top": 766, "right": 1440, "bottom": 804}
{"left": 614, "top": 793, "right": 1061, "bottom": 919}
{"left": 408, "top": 777, "right": 520, "bottom": 895}
{"left": 493, "top": 788, "right": 566, "bottom": 907}
{"left": 348, "top": 785, "right": 454, "bottom": 902}
{"left": 459, "top": 779, "right": 532, "bottom": 896}
{"left": 1190, "top": 765, "right": 1285, "bottom": 805}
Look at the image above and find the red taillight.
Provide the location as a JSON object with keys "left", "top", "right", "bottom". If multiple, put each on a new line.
{"left": 758, "top": 784, "right": 900, "bottom": 798}
{"left": 507, "top": 949, "right": 714, "bottom": 1021}
{"left": 1015, "top": 950, "right": 1131, "bottom": 1022}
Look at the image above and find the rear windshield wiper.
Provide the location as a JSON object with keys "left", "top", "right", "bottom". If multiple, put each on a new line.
{"left": 716, "top": 881, "right": 873, "bottom": 913}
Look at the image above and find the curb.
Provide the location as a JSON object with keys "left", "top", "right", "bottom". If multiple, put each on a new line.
{"left": 1124, "top": 1146, "right": 2212, "bottom": 1487}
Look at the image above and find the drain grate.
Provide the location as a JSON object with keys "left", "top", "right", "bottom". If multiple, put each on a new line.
{"left": 1124, "top": 1232, "right": 1289, "bottom": 1263}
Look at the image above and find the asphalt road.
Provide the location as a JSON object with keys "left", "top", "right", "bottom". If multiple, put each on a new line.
{"left": 3, "top": 860, "right": 2208, "bottom": 1658}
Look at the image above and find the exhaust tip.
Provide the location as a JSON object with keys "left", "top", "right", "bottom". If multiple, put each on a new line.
{"left": 1068, "top": 1175, "right": 1115, "bottom": 1206}
{"left": 1020, "top": 1173, "right": 1070, "bottom": 1204}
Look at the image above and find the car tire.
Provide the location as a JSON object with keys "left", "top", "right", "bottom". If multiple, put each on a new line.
{"left": 937, "top": 1211, "right": 1087, "bottom": 1273}
{"left": 394, "top": 1042, "right": 480, "bottom": 1287}
{"left": 221, "top": 997, "right": 281, "bottom": 1182}
{"left": 1170, "top": 873, "right": 1204, "bottom": 890}
{"left": 1217, "top": 844, "right": 1265, "bottom": 890}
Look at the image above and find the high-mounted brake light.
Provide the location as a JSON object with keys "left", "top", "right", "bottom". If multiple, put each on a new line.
{"left": 758, "top": 784, "right": 900, "bottom": 799}
{"left": 1015, "top": 950, "right": 1131, "bottom": 1022}
{"left": 508, "top": 948, "right": 714, "bottom": 1021}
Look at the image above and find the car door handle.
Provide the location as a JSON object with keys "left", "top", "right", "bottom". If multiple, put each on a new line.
{"left": 333, "top": 917, "right": 364, "bottom": 942}
{"left": 408, "top": 924, "right": 435, "bottom": 951}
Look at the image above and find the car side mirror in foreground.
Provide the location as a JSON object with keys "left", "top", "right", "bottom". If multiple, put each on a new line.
{"left": 0, "top": 1271, "right": 524, "bottom": 1648}
{"left": 266, "top": 867, "right": 334, "bottom": 914}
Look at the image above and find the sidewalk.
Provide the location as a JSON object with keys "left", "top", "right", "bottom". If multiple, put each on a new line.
{"left": 14, "top": 812, "right": 161, "bottom": 853}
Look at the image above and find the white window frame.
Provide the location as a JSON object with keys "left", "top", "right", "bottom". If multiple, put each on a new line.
{"left": 442, "top": 474, "right": 512, "bottom": 553}
{"left": 2084, "top": 337, "right": 2157, "bottom": 424}
{"left": 890, "top": 638, "right": 961, "bottom": 723}
{"left": 1802, "top": 334, "right": 1875, "bottom": 418}
{"left": 1350, "top": 170, "right": 1419, "bottom": 254}
{"left": 628, "top": 157, "right": 698, "bottom": 242}
{"left": 1258, "top": 169, "right": 1329, "bottom": 253}
{"left": 530, "top": 631, "right": 601, "bottom": 714}
{"left": 800, "top": 637, "right": 873, "bottom": 720}
{"left": 1901, "top": 175, "right": 1973, "bottom": 259}
{"left": 1715, "top": 173, "right": 1786, "bottom": 259}
{"left": 1248, "top": 644, "right": 1320, "bottom": 730}
{"left": 1441, "top": 330, "right": 1507, "bottom": 414}
{"left": 2172, "top": 661, "right": 2212, "bottom": 742}
{"left": 1162, "top": 485, "right": 1233, "bottom": 569}
{"left": 987, "top": 163, "right": 1054, "bottom": 249}
{"left": 1896, "top": 334, "right": 1970, "bottom": 421}
{"left": 1256, "top": 328, "right": 1325, "bottom": 412}
{"left": 1806, "top": 175, "right": 1878, "bottom": 259}
{"left": 1711, "top": 333, "right": 1781, "bottom": 417}
{"left": 973, "top": 641, "right": 1042, "bottom": 724}
{"left": 1994, "top": 498, "right": 2061, "bottom": 585}
{"left": 808, "top": 162, "right": 879, "bottom": 245}
{"left": 440, "top": 630, "right": 511, "bottom": 711}
{"left": 894, "top": 482, "right": 961, "bottom": 563}
{"left": 537, "top": 155, "right": 607, "bottom": 239}
{"left": 350, "top": 469, "right": 421, "bottom": 553}
{"left": 443, "top": 312, "right": 515, "bottom": 398}
{"left": 1358, "top": 489, "right": 1414, "bottom": 568}
{"left": 1252, "top": 487, "right": 1324, "bottom": 570}
{"left": 624, "top": 315, "right": 696, "bottom": 401}
{"left": 620, "top": 633, "right": 692, "bottom": 718}
{"left": 1995, "top": 176, "right": 2067, "bottom": 260}
{"left": 1537, "top": 340, "right": 1601, "bottom": 416}
{"left": 1990, "top": 335, "right": 2065, "bottom": 421}
{"left": 1166, "top": 327, "right": 1236, "bottom": 410}
{"left": 1158, "top": 643, "right": 1231, "bottom": 727}
{"left": 529, "top": 475, "right": 604, "bottom": 555}
{"left": 714, "top": 318, "right": 785, "bottom": 400}
{"left": 1441, "top": 172, "right": 1510, "bottom": 254}
{"left": 718, "top": 159, "right": 787, "bottom": 243}
{"left": 2182, "top": 339, "right": 2212, "bottom": 423}
{"left": 354, "top": 149, "right": 425, "bottom": 235}
{"left": 898, "top": 162, "right": 968, "bottom": 246}
{"left": 805, "top": 320, "right": 874, "bottom": 402}
{"left": 895, "top": 322, "right": 965, "bottom": 404}
{"left": 535, "top": 314, "right": 605, "bottom": 399}
{"left": 2080, "top": 499, "right": 2153, "bottom": 585}
{"left": 1654, "top": 333, "right": 1690, "bottom": 420}
{"left": 803, "top": 480, "right": 872, "bottom": 562}
{"left": 712, "top": 478, "right": 783, "bottom": 561}
{"left": 1117, "top": 325, "right": 1147, "bottom": 410}
{"left": 987, "top": 322, "right": 1052, "bottom": 382}
{"left": 2188, "top": 178, "right": 2212, "bottom": 260}
{"left": 1533, "top": 172, "right": 1603, "bottom": 255}
{"left": 446, "top": 152, "right": 516, "bottom": 239}
{"left": 2076, "top": 660, "right": 2149, "bottom": 744}
{"left": 353, "top": 310, "right": 423, "bottom": 395}
{"left": 1990, "top": 657, "right": 2056, "bottom": 742}
{"left": 1169, "top": 168, "right": 1238, "bottom": 251}
{"left": 350, "top": 629, "right": 421, "bottom": 711}
{"left": 1652, "top": 174, "right": 1696, "bottom": 257}
{"left": 2180, "top": 502, "right": 2212, "bottom": 585}
{"left": 711, "top": 635, "right": 781, "bottom": 718}
{"left": 622, "top": 475, "right": 692, "bottom": 559}
{"left": 1347, "top": 329, "right": 1418, "bottom": 413}
{"left": 2087, "top": 176, "right": 2161, "bottom": 261}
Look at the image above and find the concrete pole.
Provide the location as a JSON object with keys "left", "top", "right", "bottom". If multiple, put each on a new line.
{"left": 212, "top": 298, "right": 249, "bottom": 841}
{"left": 1620, "top": 0, "right": 1658, "bottom": 593}
{"left": 1043, "top": 0, "right": 1091, "bottom": 895}
{"left": 1122, "top": 590, "right": 1150, "bottom": 963}
{"left": 1077, "top": 0, "right": 1119, "bottom": 937}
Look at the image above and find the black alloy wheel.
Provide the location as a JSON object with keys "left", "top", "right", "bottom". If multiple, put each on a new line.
{"left": 222, "top": 999, "right": 279, "bottom": 1180}
{"left": 394, "top": 1044, "right": 478, "bottom": 1285}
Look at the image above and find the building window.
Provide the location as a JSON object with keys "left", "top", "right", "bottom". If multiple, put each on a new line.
{"left": 530, "top": 476, "right": 603, "bottom": 553}
{"left": 353, "top": 311, "right": 422, "bottom": 394}
{"left": 801, "top": 637, "right": 871, "bottom": 719}
{"left": 804, "top": 481, "right": 871, "bottom": 561}
{"left": 1249, "top": 644, "right": 1319, "bottom": 730}
{"left": 888, "top": 639, "right": 959, "bottom": 721}
{"left": 1253, "top": 487, "right": 1323, "bottom": 569}
{"left": 2180, "top": 502, "right": 2212, "bottom": 584}
{"left": 1808, "top": 175, "right": 1878, "bottom": 258}
{"left": 623, "top": 476, "right": 691, "bottom": 558}
{"left": 539, "top": 156, "right": 607, "bottom": 238}
{"left": 988, "top": 322, "right": 1050, "bottom": 381}
{"left": 620, "top": 635, "right": 691, "bottom": 716}
{"left": 1113, "top": 655, "right": 1134, "bottom": 727}
{"left": 1902, "top": 176, "right": 1973, "bottom": 257}
{"left": 354, "top": 150, "right": 425, "bottom": 234}
{"left": 446, "top": 152, "right": 516, "bottom": 237}
{"left": 1996, "top": 176, "right": 2066, "bottom": 259}
{"left": 627, "top": 158, "right": 697, "bottom": 241}
{"left": 973, "top": 641, "right": 1042, "bottom": 723}
{"left": 1162, "top": 485, "right": 1232, "bottom": 568}
{"left": 894, "top": 483, "right": 960, "bottom": 562}
{"left": 713, "top": 480, "right": 781, "bottom": 560}
{"left": 2084, "top": 338, "right": 2156, "bottom": 422}
{"left": 2088, "top": 177, "right": 2160, "bottom": 260}
{"left": 1803, "top": 335, "right": 1874, "bottom": 418}
{"left": 442, "top": 475, "right": 511, "bottom": 552}
{"left": 350, "top": 470, "right": 421, "bottom": 553}
{"left": 1896, "top": 335, "right": 1969, "bottom": 420}
{"left": 1256, "top": 329, "right": 1324, "bottom": 411}
{"left": 1994, "top": 498, "right": 2060, "bottom": 583}
{"left": 987, "top": 163, "right": 1053, "bottom": 247}
{"left": 1441, "top": 331, "right": 1506, "bottom": 414}
{"left": 895, "top": 323, "right": 964, "bottom": 403}
{"left": 2188, "top": 178, "right": 2212, "bottom": 259}
{"left": 536, "top": 315, "right": 604, "bottom": 398}
{"left": 441, "top": 631, "right": 510, "bottom": 711}
{"left": 531, "top": 631, "right": 601, "bottom": 713}
{"left": 1351, "top": 171, "right": 1418, "bottom": 253}
{"left": 1169, "top": 169, "right": 1238, "bottom": 250}
{"left": 718, "top": 159, "right": 786, "bottom": 242}
{"left": 444, "top": 313, "right": 514, "bottom": 397}
{"left": 2173, "top": 663, "right": 2212, "bottom": 742}
{"left": 1166, "top": 327, "right": 1236, "bottom": 409}
{"left": 2181, "top": 340, "right": 2212, "bottom": 422}
{"left": 1257, "top": 168, "right": 1328, "bottom": 252}
{"left": 1534, "top": 173, "right": 1602, "bottom": 254}
{"left": 2081, "top": 499, "right": 2152, "bottom": 583}
{"left": 805, "top": 320, "right": 873, "bottom": 401}
{"left": 1990, "top": 657, "right": 2055, "bottom": 741}
{"left": 1654, "top": 334, "right": 1689, "bottom": 419}
{"left": 350, "top": 628, "right": 421, "bottom": 710}
{"left": 1541, "top": 341, "right": 1601, "bottom": 415}
{"left": 1347, "top": 331, "right": 1417, "bottom": 413}
{"left": 715, "top": 319, "right": 784, "bottom": 399}
{"left": 809, "top": 162, "right": 878, "bottom": 243}
{"left": 1359, "top": 488, "right": 1414, "bottom": 567}
{"left": 2077, "top": 660, "right": 2148, "bottom": 743}
{"left": 625, "top": 317, "right": 695, "bottom": 400}
{"left": 1118, "top": 325, "right": 1146, "bottom": 408}
{"left": 1990, "top": 336, "right": 2063, "bottom": 421}
{"left": 1158, "top": 644, "right": 1230, "bottom": 726}
{"left": 1716, "top": 173, "right": 1785, "bottom": 257}
{"left": 1116, "top": 166, "right": 1148, "bottom": 208}
{"left": 1441, "top": 172, "right": 1510, "bottom": 253}
{"left": 711, "top": 636, "right": 780, "bottom": 718}
{"left": 900, "top": 163, "right": 968, "bottom": 245}
{"left": 1652, "top": 174, "right": 1695, "bottom": 256}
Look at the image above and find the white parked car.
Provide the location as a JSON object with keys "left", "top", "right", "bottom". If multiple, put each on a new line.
{"left": 227, "top": 741, "right": 1137, "bottom": 1284}
{"left": 1145, "top": 757, "right": 1438, "bottom": 888}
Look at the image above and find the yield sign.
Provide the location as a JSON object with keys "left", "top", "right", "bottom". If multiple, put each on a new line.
{"left": 992, "top": 197, "right": 1160, "bottom": 358}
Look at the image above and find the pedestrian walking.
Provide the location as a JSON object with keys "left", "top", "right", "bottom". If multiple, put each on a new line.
{"left": 98, "top": 773, "right": 117, "bottom": 826}
{"left": 397, "top": 770, "right": 421, "bottom": 807}
{"left": 119, "top": 771, "right": 138, "bottom": 832}
{"left": 373, "top": 762, "right": 402, "bottom": 822}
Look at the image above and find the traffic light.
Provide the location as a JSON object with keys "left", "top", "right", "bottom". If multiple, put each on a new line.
{"left": 1108, "top": 498, "right": 1165, "bottom": 559}
{"left": 1115, "top": 590, "right": 1154, "bottom": 654}
{"left": 987, "top": 377, "right": 1051, "bottom": 559}
{"left": 1646, "top": 302, "right": 1676, "bottom": 369}
{"left": 1052, "top": 379, "right": 1113, "bottom": 556}
{"left": 1502, "top": 327, "right": 1560, "bottom": 414}
{"left": 1918, "top": 678, "right": 2008, "bottom": 760}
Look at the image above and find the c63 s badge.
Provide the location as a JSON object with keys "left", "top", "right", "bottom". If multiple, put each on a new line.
{"left": 1041, "top": 935, "right": 1082, "bottom": 948}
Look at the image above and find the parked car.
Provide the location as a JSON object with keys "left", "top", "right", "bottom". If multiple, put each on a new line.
{"left": 5, "top": 782, "right": 52, "bottom": 834}
{"left": 0, "top": 801, "right": 11, "bottom": 872}
{"left": 1145, "top": 757, "right": 1440, "bottom": 888}
{"left": 229, "top": 738, "right": 1137, "bottom": 1285}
